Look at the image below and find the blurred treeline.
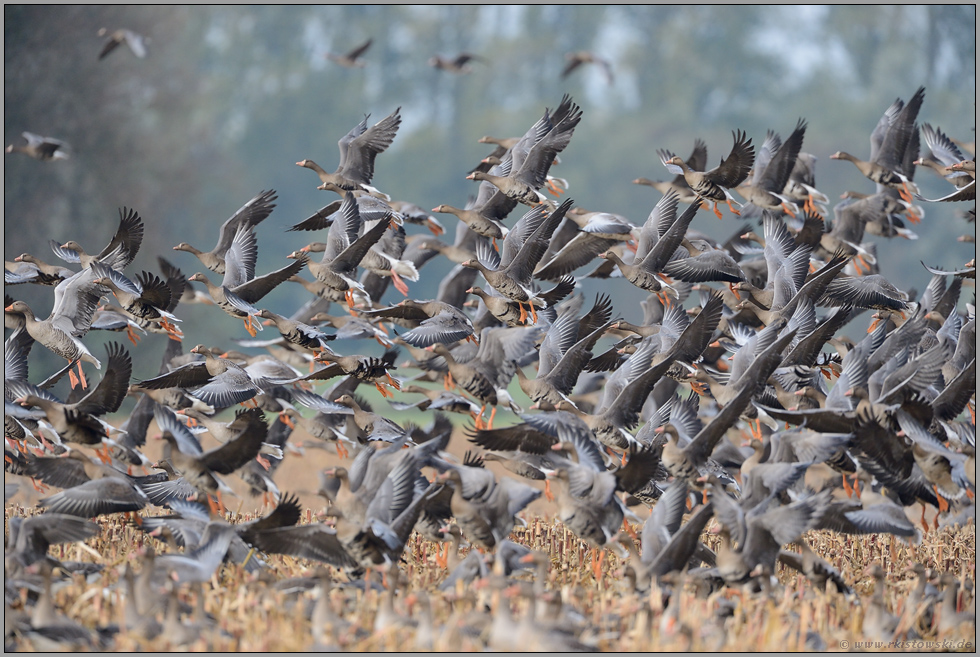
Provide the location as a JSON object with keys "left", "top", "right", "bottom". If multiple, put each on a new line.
{"left": 4, "top": 5, "right": 975, "bottom": 379}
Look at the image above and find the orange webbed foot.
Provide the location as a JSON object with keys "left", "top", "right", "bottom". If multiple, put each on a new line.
{"left": 427, "top": 219, "right": 444, "bottom": 236}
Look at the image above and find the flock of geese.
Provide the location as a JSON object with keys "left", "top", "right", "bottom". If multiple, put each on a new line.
{"left": 4, "top": 86, "right": 976, "bottom": 651}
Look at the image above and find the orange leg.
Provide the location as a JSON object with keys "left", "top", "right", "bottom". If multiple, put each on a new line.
{"left": 256, "top": 455, "right": 271, "bottom": 471}
{"left": 126, "top": 326, "right": 141, "bottom": 345}
{"left": 444, "top": 371, "right": 455, "bottom": 391}
{"left": 243, "top": 316, "right": 257, "bottom": 338}
{"left": 434, "top": 542, "right": 447, "bottom": 569}
{"left": 933, "top": 486, "right": 949, "bottom": 513}
{"left": 517, "top": 303, "right": 527, "bottom": 324}
{"left": 345, "top": 289, "right": 355, "bottom": 309}
{"left": 920, "top": 504, "right": 929, "bottom": 534}
{"left": 386, "top": 372, "right": 400, "bottom": 390}
{"left": 96, "top": 444, "right": 114, "bottom": 464}
{"left": 390, "top": 269, "right": 409, "bottom": 296}
{"left": 728, "top": 282, "right": 741, "bottom": 300}
{"left": 528, "top": 301, "right": 538, "bottom": 324}
{"left": 486, "top": 406, "right": 497, "bottom": 430}
{"left": 335, "top": 440, "right": 349, "bottom": 460}
{"left": 781, "top": 202, "right": 796, "bottom": 216}
{"left": 623, "top": 518, "right": 638, "bottom": 540}
{"left": 898, "top": 182, "right": 913, "bottom": 204}
{"left": 725, "top": 199, "right": 741, "bottom": 216}
{"left": 544, "top": 479, "right": 554, "bottom": 502}
{"left": 375, "top": 381, "right": 392, "bottom": 398}
{"left": 842, "top": 473, "right": 853, "bottom": 498}
{"left": 70, "top": 362, "right": 88, "bottom": 390}
{"left": 591, "top": 548, "right": 605, "bottom": 580}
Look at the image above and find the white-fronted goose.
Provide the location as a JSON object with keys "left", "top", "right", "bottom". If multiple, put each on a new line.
{"left": 35, "top": 460, "right": 152, "bottom": 519}
{"left": 189, "top": 224, "right": 306, "bottom": 337}
{"left": 662, "top": 237, "right": 747, "bottom": 287}
{"left": 711, "top": 483, "right": 831, "bottom": 585}
{"left": 299, "top": 347, "right": 399, "bottom": 397}
{"left": 297, "top": 107, "right": 401, "bottom": 194}
{"left": 9, "top": 342, "right": 131, "bottom": 450}
{"left": 97, "top": 27, "right": 147, "bottom": 59}
{"left": 133, "top": 344, "right": 266, "bottom": 408}
{"left": 831, "top": 86, "right": 925, "bottom": 202}
{"left": 431, "top": 203, "right": 506, "bottom": 241}
{"left": 5, "top": 275, "right": 105, "bottom": 386}
{"left": 6, "top": 252, "right": 73, "bottom": 286}
{"left": 360, "top": 298, "right": 475, "bottom": 347}
{"left": 158, "top": 407, "right": 268, "bottom": 512}
{"left": 89, "top": 262, "right": 183, "bottom": 341}
{"left": 661, "top": 327, "right": 797, "bottom": 486}
{"left": 915, "top": 123, "right": 974, "bottom": 188}
{"left": 436, "top": 460, "right": 542, "bottom": 551}
{"left": 659, "top": 129, "right": 755, "bottom": 219}
{"left": 736, "top": 119, "right": 807, "bottom": 215}
{"left": 292, "top": 194, "right": 394, "bottom": 307}
{"left": 516, "top": 295, "right": 613, "bottom": 407}
{"left": 780, "top": 153, "right": 830, "bottom": 214}
{"left": 546, "top": 419, "right": 627, "bottom": 554}
{"left": 325, "top": 38, "right": 372, "bottom": 68}
{"left": 601, "top": 200, "right": 701, "bottom": 299}
{"left": 257, "top": 308, "right": 335, "bottom": 356}
{"left": 561, "top": 51, "right": 614, "bottom": 84}
{"left": 333, "top": 393, "right": 408, "bottom": 443}
{"left": 6, "top": 513, "right": 100, "bottom": 571}
{"left": 466, "top": 103, "right": 582, "bottom": 208}
{"left": 53, "top": 207, "right": 144, "bottom": 272}
{"left": 5, "top": 131, "right": 70, "bottom": 161}
{"left": 462, "top": 199, "right": 573, "bottom": 323}
{"left": 428, "top": 53, "right": 485, "bottom": 74}
{"left": 172, "top": 189, "right": 277, "bottom": 275}
{"left": 635, "top": 139, "right": 706, "bottom": 202}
